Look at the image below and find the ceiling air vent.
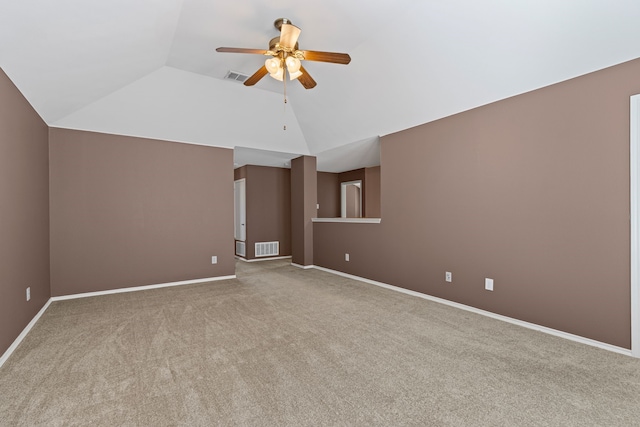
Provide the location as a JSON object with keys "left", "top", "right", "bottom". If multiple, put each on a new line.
{"left": 224, "top": 70, "right": 249, "bottom": 83}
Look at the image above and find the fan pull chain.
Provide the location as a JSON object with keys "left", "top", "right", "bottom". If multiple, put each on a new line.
{"left": 283, "top": 62, "right": 287, "bottom": 130}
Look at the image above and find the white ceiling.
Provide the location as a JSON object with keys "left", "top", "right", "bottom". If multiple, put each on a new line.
{"left": 2, "top": 0, "right": 640, "bottom": 171}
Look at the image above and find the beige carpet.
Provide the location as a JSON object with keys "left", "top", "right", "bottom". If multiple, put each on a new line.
{"left": 1, "top": 259, "right": 639, "bottom": 426}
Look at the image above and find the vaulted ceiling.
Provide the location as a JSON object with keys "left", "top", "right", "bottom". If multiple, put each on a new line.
{"left": 2, "top": 1, "right": 640, "bottom": 171}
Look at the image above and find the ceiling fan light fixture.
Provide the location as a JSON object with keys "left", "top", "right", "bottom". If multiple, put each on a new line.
{"left": 270, "top": 68, "right": 284, "bottom": 81}
{"left": 265, "top": 57, "right": 282, "bottom": 75}
{"left": 289, "top": 69, "right": 303, "bottom": 80}
{"left": 285, "top": 56, "right": 301, "bottom": 73}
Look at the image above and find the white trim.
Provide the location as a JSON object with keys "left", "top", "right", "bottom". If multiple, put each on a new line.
{"left": 630, "top": 94, "right": 640, "bottom": 358}
{"left": 237, "top": 255, "right": 292, "bottom": 263}
{"left": 291, "top": 262, "right": 314, "bottom": 269}
{"left": 312, "top": 265, "right": 633, "bottom": 357}
{"left": 0, "top": 298, "right": 53, "bottom": 368}
{"left": 234, "top": 178, "right": 246, "bottom": 242}
{"left": 51, "top": 275, "right": 236, "bottom": 301}
{"left": 312, "top": 217, "right": 381, "bottom": 224}
{"left": 341, "top": 180, "right": 362, "bottom": 218}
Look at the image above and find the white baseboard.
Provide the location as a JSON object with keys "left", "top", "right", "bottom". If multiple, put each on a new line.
{"left": 291, "top": 262, "right": 314, "bottom": 269}
{"left": 312, "top": 265, "right": 633, "bottom": 357}
{"left": 52, "top": 275, "right": 236, "bottom": 301}
{"left": 237, "top": 256, "right": 292, "bottom": 263}
{"left": 0, "top": 298, "right": 53, "bottom": 369}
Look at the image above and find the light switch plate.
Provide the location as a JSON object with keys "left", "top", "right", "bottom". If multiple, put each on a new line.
{"left": 485, "top": 278, "right": 494, "bottom": 291}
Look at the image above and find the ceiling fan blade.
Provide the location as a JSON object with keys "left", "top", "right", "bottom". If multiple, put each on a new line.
{"left": 279, "top": 23, "right": 301, "bottom": 49}
{"left": 216, "top": 47, "right": 268, "bottom": 55}
{"left": 299, "top": 50, "right": 351, "bottom": 64}
{"left": 297, "top": 65, "right": 317, "bottom": 89}
{"left": 244, "top": 66, "right": 269, "bottom": 86}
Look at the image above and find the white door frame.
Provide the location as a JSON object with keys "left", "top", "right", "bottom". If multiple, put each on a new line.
{"left": 234, "top": 178, "right": 246, "bottom": 242}
{"left": 341, "top": 180, "right": 362, "bottom": 218}
{"left": 629, "top": 94, "right": 640, "bottom": 357}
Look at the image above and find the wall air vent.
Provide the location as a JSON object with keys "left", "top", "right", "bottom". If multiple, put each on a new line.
{"left": 236, "top": 241, "right": 246, "bottom": 257}
{"left": 224, "top": 70, "right": 249, "bottom": 83}
{"left": 255, "top": 241, "right": 279, "bottom": 257}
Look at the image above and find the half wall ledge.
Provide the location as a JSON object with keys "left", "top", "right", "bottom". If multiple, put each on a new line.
{"left": 312, "top": 218, "right": 381, "bottom": 224}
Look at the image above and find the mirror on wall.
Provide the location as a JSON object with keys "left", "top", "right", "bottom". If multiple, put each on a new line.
{"left": 341, "top": 180, "right": 362, "bottom": 218}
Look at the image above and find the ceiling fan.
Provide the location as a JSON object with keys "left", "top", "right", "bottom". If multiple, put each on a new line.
{"left": 216, "top": 18, "right": 351, "bottom": 89}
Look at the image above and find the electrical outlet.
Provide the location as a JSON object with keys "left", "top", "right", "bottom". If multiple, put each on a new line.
{"left": 211, "top": 256, "right": 217, "bottom": 264}
{"left": 445, "top": 272, "right": 452, "bottom": 282}
{"left": 26, "top": 287, "right": 31, "bottom": 301}
{"left": 485, "top": 278, "right": 494, "bottom": 291}
{"left": 345, "top": 253, "right": 350, "bottom": 262}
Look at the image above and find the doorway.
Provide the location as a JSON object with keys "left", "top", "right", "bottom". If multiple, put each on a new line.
{"left": 341, "top": 180, "right": 362, "bottom": 218}
{"left": 234, "top": 179, "right": 246, "bottom": 257}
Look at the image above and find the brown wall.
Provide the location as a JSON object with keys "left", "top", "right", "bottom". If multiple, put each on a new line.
{"left": 338, "top": 168, "right": 366, "bottom": 184}
{"left": 0, "top": 69, "right": 50, "bottom": 356}
{"left": 318, "top": 168, "right": 381, "bottom": 218}
{"left": 291, "top": 156, "right": 317, "bottom": 266}
{"left": 49, "top": 128, "right": 234, "bottom": 296}
{"left": 234, "top": 166, "right": 247, "bottom": 181}
{"left": 317, "top": 172, "right": 340, "bottom": 218}
{"left": 365, "top": 166, "right": 381, "bottom": 218}
{"left": 241, "top": 165, "right": 291, "bottom": 259}
{"left": 314, "top": 57, "right": 640, "bottom": 349}
{"left": 338, "top": 168, "right": 366, "bottom": 217}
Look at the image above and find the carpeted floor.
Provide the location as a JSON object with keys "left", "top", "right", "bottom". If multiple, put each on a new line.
{"left": 1, "top": 259, "right": 639, "bottom": 426}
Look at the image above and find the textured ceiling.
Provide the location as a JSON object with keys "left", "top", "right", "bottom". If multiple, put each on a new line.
{"left": 2, "top": 0, "right": 640, "bottom": 171}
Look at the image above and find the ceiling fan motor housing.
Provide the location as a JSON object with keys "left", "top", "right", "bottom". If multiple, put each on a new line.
{"left": 274, "top": 18, "right": 292, "bottom": 31}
